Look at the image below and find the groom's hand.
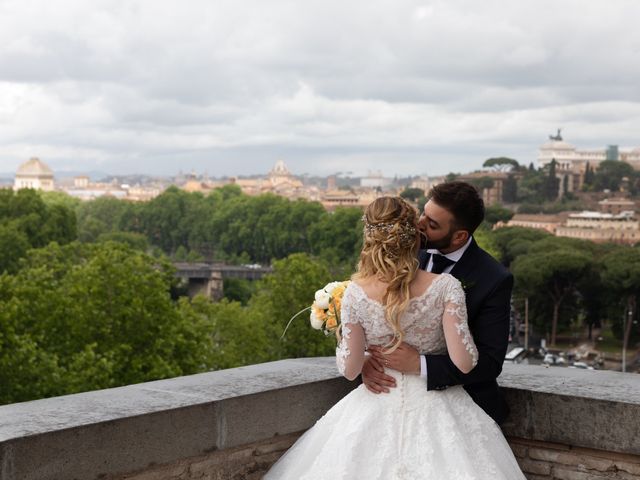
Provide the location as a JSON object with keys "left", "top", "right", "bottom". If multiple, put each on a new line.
{"left": 361, "top": 355, "right": 396, "bottom": 394}
{"left": 369, "top": 343, "right": 421, "bottom": 375}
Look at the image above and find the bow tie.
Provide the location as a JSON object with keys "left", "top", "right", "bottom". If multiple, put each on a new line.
{"left": 430, "top": 253, "right": 456, "bottom": 274}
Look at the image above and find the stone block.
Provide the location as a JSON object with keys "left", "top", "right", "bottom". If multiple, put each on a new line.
{"left": 509, "top": 441, "right": 529, "bottom": 458}
{"left": 617, "top": 460, "right": 640, "bottom": 476}
{"left": 552, "top": 466, "right": 608, "bottom": 480}
{"left": 519, "top": 458, "right": 552, "bottom": 475}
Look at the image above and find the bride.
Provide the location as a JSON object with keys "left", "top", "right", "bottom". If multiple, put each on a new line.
{"left": 265, "top": 196, "right": 525, "bottom": 479}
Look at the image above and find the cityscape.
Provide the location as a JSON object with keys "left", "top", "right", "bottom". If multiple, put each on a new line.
{"left": 1, "top": 0, "right": 639, "bottom": 478}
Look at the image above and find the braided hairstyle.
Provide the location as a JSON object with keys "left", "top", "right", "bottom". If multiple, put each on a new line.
{"left": 353, "top": 196, "right": 420, "bottom": 352}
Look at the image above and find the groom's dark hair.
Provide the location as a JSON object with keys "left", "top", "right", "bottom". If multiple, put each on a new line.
{"left": 428, "top": 181, "right": 485, "bottom": 234}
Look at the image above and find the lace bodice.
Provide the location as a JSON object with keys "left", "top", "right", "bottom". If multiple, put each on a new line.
{"left": 336, "top": 274, "right": 478, "bottom": 380}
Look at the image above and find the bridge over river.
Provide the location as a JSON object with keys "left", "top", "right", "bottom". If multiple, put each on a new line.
{"left": 173, "top": 262, "right": 273, "bottom": 300}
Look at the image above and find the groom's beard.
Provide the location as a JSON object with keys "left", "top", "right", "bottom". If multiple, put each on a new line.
{"left": 424, "top": 230, "right": 455, "bottom": 251}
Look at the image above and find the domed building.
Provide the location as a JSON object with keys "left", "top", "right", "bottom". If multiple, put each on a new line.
{"left": 268, "top": 160, "right": 298, "bottom": 187}
{"left": 14, "top": 157, "right": 55, "bottom": 192}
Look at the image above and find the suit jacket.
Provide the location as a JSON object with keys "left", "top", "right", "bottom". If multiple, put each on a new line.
{"left": 418, "top": 239, "right": 513, "bottom": 424}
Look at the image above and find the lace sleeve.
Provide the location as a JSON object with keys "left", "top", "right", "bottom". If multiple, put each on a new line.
{"left": 442, "top": 276, "right": 478, "bottom": 374}
{"left": 336, "top": 286, "right": 366, "bottom": 381}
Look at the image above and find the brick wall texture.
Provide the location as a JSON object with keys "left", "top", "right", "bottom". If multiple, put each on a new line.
{"left": 508, "top": 437, "right": 640, "bottom": 480}
{"left": 111, "top": 433, "right": 639, "bottom": 479}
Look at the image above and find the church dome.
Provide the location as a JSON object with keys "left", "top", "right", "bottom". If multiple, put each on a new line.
{"left": 269, "top": 160, "right": 292, "bottom": 176}
{"left": 16, "top": 157, "right": 54, "bottom": 177}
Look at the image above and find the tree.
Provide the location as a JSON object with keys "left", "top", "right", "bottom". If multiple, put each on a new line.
{"left": 0, "top": 223, "right": 30, "bottom": 273}
{"left": 593, "top": 160, "right": 635, "bottom": 192}
{"left": 484, "top": 204, "right": 514, "bottom": 226}
{"left": 491, "top": 227, "right": 550, "bottom": 267}
{"left": 308, "top": 207, "right": 363, "bottom": 269}
{"left": 502, "top": 174, "right": 518, "bottom": 203}
{"left": 483, "top": 157, "right": 519, "bottom": 172}
{"left": 0, "top": 241, "right": 215, "bottom": 404}
{"left": 600, "top": 247, "right": 640, "bottom": 352}
{"left": 469, "top": 176, "right": 495, "bottom": 192}
{"left": 399, "top": 187, "right": 425, "bottom": 202}
{"left": 543, "top": 160, "right": 560, "bottom": 201}
{"left": 76, "top": 196, "right": 137, "bottom": 242}
{"left": 512, "top": 245, "right": 592, "bottom": 345}
{"left": 582, "top": 162, "right": 595, "bottom": 190}
{"left": 249, "top": 253, "right": 336, "bottom": 359}
{"left": 0, "top": 189, "right": 77, "bottom": 247}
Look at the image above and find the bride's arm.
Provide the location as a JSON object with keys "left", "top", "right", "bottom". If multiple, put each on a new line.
{"left": 336, "top": 286, "right": 366, "bottom": 380}
{"left": 442, "top": 280, "right": 478, "bottom": 374}
{"left": 336, "top": 323, "right": 366, "bottom": 381}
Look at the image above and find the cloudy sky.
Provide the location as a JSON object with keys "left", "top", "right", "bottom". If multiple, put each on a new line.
{"left": 1, "top": 0, "right": 639, "bottom": 178}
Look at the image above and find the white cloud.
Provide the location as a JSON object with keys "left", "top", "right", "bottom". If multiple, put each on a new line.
{"left": 0, "top": 0, "right": 639, "bottom": 177}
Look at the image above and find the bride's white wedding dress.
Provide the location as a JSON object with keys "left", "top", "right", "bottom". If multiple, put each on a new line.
{"left": 265, "top": 274, "right": 525, "bottom": 480}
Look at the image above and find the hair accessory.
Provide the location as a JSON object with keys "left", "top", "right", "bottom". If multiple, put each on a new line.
{"left": 362, "top": 216, "right": 417, "bottom": 243}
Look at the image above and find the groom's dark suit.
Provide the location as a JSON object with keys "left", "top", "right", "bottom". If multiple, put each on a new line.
{"left": 418, "top": 238, "right": 513, "bottom": 424}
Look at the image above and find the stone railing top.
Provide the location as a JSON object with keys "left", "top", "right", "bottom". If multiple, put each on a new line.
{"left": 499, "top": 363, "right": 640, "bottom": 405}
{"left": 0, "top": 357, "right": 336, "bottom": 442}
{"left": 0, "top": 360, "right": 638, "bottom": 480}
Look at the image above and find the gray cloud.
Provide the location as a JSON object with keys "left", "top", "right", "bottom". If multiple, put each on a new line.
{"left": 0, "top": 0, "right": 639, "bottom": 177}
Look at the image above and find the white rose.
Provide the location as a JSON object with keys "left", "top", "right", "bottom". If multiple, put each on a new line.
{"left": 314, "top": 289, "right": 331, "bottom": 309}
{"left": 324, "top": 281, "right": 342, "bottom": 295}
{"left": 309, "top": 310, "right": 324, "bottom": 329}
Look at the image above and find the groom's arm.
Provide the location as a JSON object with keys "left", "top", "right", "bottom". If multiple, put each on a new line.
{"left": 425, "top": 273, "right": 513, "bottom": 389}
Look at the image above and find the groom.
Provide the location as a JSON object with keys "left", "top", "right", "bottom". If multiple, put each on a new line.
{"left": 364, "top": 181, "right": 513, "bottom": 424}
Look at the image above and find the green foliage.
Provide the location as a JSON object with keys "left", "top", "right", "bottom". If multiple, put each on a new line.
{"left": 96, "top": 231, "right": 149, "bottom": 251}
{"left": 181, "top": 296, "right": 271, "bottom": 370}
{"left": 502, "top": 174, "right": 518, "bottom": 203}
{"left": 0, "top": 241, "right": 215, "bottom": 404}
{"left": 600, "top": 247, "right": 640, "bottom": 342}
{"left": 512, "top": 238, "right": 594, "bottom": 344}
{"left": 593, "top": 160, "right": 636, "bottom": 192}
{"left": 0, "top": 189, "right": 77, "bottom": 273}
{"left": 445, "top": 172, "right": 459, "bottom": 182}
{"left": 469, "top": 176, "right": 495, "bottom": 191}
{"left": 223, "top": 278, "right": 257, "bottom": 305}
{"left": 249, "top": 253, "right": 338, "bottom": 359}
{"left": 0, "top": 223, "right": 30, "bottom": 273}
{"left": 483, "top": 157, "right": 519, "bottom": 171}
{"left": 543, "top": 160, "right": 560, "bottom": 201}
{"left": 308, "top": 207, "right": 363, "bottom": 269}
{"left": 490, "top": 226, "right": 550, "bottom": 267}
{"left": 399, "top": 187, "right": 425, "bottom": 202}
{"left": 473, "top": 226, "right": 501, "bottom": 260}
{"left": 76, "top": 196, "right": 138, "bottom": 242}
{"left": 484, "top": 204, "right": 514, "bottom": 226}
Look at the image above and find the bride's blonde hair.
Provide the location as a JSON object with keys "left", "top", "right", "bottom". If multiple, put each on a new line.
{"left": 352, "top": 196, "right": 420, "bottom": 352}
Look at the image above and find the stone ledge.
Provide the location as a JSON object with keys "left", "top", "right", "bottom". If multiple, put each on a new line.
{"left": 0, "top": 360, "right": 638, "bottom": 480}
{"left": 498, "top": 364, "right": 640, "bottom": 456}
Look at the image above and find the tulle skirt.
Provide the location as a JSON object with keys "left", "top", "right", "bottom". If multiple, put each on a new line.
{"left": 265, "top": 370, "right": 525, "bottom": 480}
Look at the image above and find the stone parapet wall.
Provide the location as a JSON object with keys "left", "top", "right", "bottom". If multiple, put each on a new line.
{"left": 1, "top": 360, "right": 638, "bottom": 480}
{"left": 113, "top": 432, "right": 301, "bottom": 480}
{"left": 509, "top": 437, "right": 640, "bottom": 480}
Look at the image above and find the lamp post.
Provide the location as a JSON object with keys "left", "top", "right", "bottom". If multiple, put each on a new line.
{"left": 524, "top": 297, "right": 529, "bottom": 351}
{"left": 622, "top": 307, "right": 632, "bottom": 373}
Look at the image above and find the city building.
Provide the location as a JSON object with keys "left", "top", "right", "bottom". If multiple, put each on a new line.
{"left": 360, "top": 170, "right": 393, "bottom": 189}
{"left": 457, "top": 171, "right": 510, "bottom": 206}
{"left": 14, "top": 157, "right": 55, "bottom": 191}
{"left": 537, "top": 130, "right": 640, "bottom": 194}
{"left": 502, "top": 213, "right": 568, "bottom": 234}
{"left": 598, "top": 198, "right": 637, "bottom": 215}
{"left": 556, "top": 211, "right": 640, "bottom": 245}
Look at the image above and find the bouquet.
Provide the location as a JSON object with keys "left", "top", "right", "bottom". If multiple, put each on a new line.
{"left": 282, "top": 280, "right": 350, "bottom": 338}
